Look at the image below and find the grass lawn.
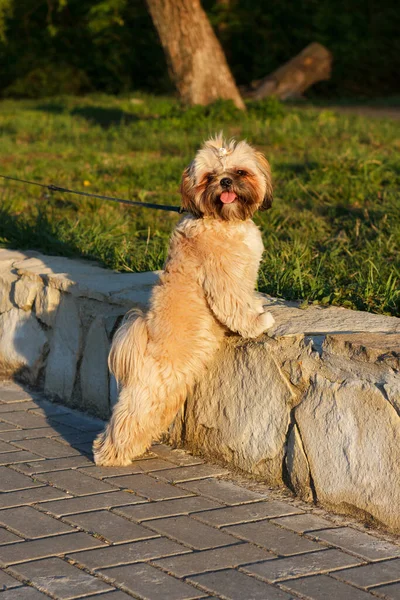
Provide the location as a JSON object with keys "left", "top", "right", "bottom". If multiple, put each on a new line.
{"left": 0, "top": 94, "right": 399, "bottom": 317}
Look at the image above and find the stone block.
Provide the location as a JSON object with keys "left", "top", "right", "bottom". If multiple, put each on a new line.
{"left": 99, "top": 563, "right": 204, "bottom": 600}
{"left": 45, "top": 293, "right": 81, "bottom": 402}
{"left": 13, "top": 277, "right": 42, "bottom": 311}
{"left": 0, "top": 272, "right": 18, "bottom": 312}
{"left": 295, "top": 374, "right": 400, "bottom": 532}
{"left": 242, "top": 549, "right": 363, "bottom": 582}
{"left": 9, "top": 558, "right": 113, "bottom": 599}
{"left": 286, "top": 424, "right": 313, "bottom": 502}
{"left": 144, "top": 515, "right": 238, "bottom": 550}
{"left": 171, "top": 336, "right": 296, "bottom": 483}
{"left": 80, "top": 316, "right": 110, "bottom": 418}
{"left": 34, "top": 285, "right": 61, "bottom": 327}
{"left": 0, "top": 308, "right": 48, "bottom": 383}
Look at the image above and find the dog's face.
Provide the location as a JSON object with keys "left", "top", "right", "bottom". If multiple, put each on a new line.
{"left": 180, "top": 136, "right": 273, "bottom": 221}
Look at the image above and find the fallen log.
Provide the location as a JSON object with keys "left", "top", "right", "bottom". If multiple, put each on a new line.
{"left": 251, "top": 42, "right": 333, "bottom": 100}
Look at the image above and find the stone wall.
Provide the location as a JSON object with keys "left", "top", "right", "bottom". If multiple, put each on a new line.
{"left": 0, "top": 249, "right": 399, "bottom": 533}
{"left": 0, "top": 249, "right": 157, "bottom": 417}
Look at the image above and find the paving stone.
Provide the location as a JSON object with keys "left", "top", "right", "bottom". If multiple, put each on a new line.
{"left": 0, "top": 486, "right": 71, "bottom": 509}
{"left": 225, "top": 520, "right": 325, "bottom": 555}
{"left": 151, "top": 444, "right": 204, "bottom": 466}
{"left": 58, "top": 431, "right": 97, "bottom": 446}
{"left": 69, "top": 537, "right": 190, "bottom": 569}
{"left": 0, "top": 569, "right": 23, "bottom": 590}
{"left": 0, "top": 528, "right": 23, "bottom": 545}
{"left": 179, "top": 477, "right": 268, "bottom": 505}
{"left": 9, "top": 557, "right": 113, "bottom": 599}
{"left": 0, "top": 422, "right": 19, "bottom": 432}
{"left": 272, "top": 513, "right": 338, "bottom": 533}
{"left": 0, "top": 402, "right": 40, "bottom": 413}
{"left": 0, "top": 466, "right": 42, "bottom": 492}
{"left": 0, "top": 440, "right": 21, "bottom": 453}
{"left": 77, "top": 460, "right": 175, "bottom": 480}
{"left": 192, "top": 501, "right": 300, "bottom": 528}
{"left": 188, "top": 568, "right": 293, "bottom": 600}
{"left": 36, "top": 469, "right": 118, "bottom": 495}
{"left": 0, "top": 425, "right": 77, "bottom": 441}
{"left": 0, "top": 506, "right": 76, "bottom": 539}
{"left": 0, "top": 412, "right": 49, "bottom": 429}
{"left": 106, "top": 473, "right": 194, "bottom": 500}
{"left": 100, "top": 563, "right": 204, "bottom": 600}
{"left": 64, "top": 510, "right": 158, "bottom": 543}
{"left": 281, "top": 574, "right": 375, "bottom": 600}
{"left": 77, "top": 593, "right": 132, "bottom": 600}
{"left": 0, "top": 451, "right": 45, "bottom": 465}
{"left": 40, "top": 491, "right": 141, "bottom": 517}
{"left": 311, "top": 527, "right": 400, "bottom": 560}
{"left": 373, "top": 582, "right": 400, "bottom": 599}
{"left": 11, "top": 438, "right": 82, "bottom": 459}
{"left": 14, "top": 455, "right": 92, "bottom": 475}
{"left": 155, "top": 464, "right": 229, "bottom": 483}
{"left": 0, "top": 386, "right": 33, "bottom": 403}
{"left": 114, "top": 496, "right": 223, "bottom": 522}
{"left": 153, "top": 543, "right": 275, "bottom": 577}
{"left": 242, "top": 548, "right": 364, "bottom": 582}
{"left": 49, "top": 412, "right": 104, "bottom": 432}
{"left": 0, "top": 586, "right": 50, "bottom": 599}
{"left": 0, "top": 532, "right": 106, "bottom": 566}
{"left": 28, "top": 404, "right": 70, "bottom": 418}
{"left": 333, "top": 559, "right": 400, "bottom": 588}
{"left": 144, "top": 515, "right": 240, "bottom": 550}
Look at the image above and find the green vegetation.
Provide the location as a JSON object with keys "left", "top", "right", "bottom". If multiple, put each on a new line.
{"left": 0, "top": 94, "right": 399, "bottom": 316}
{"left": 1, "top": 0, "right": 399, "bottom": 99}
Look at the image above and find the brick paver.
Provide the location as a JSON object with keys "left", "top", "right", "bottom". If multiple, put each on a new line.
{"left": 0, "top": 380, "right": 399, "bottom": 600}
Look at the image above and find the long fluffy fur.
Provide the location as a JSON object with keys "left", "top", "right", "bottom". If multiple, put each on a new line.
{"left": 93, "top": 136, "right": 275, "bottom": 466}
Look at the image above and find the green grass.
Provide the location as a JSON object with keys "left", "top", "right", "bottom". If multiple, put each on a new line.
{"left": 0, "top": 94, "right": 399, "bottom": 317}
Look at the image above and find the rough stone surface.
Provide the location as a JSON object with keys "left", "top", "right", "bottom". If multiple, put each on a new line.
{"left": 0, "top": 272, "right": 18, "bottom": 312}
{"left": 286, "top": 424, "right": 313, "bottom": 502}
{"left": 13, "top": 277, "right": 42, "bottom": 311}
{"left": 295, "top": 374, "right": 400, "bottom": 532}
{"left": 34, "top": 285, "right": 61, "bottom": 327}
{"left": 171, "top": 336, "right": 296, "bottom": 483}
{"left": 13, "top": 254, "right": 159, "bottom": 306}
{"left": 0, "top": 308, "right": 48, "bottom": 382}
{"left": 44, "top": 293, "right": 81, "bottom": 402}
{"left": 80, "top": 317, "right": 110, "bottom": 418}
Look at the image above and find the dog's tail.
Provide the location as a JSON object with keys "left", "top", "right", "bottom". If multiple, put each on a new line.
{"left": 108, "top": 310, "right": 148, "bottom": 388}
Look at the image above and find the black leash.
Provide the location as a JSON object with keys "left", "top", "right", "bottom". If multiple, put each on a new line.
{"left": 0, "top": 174, "right": 184, "bottom": 214}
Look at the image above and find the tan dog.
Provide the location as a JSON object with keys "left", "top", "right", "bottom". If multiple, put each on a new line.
{"left": 93, "top": 135, "right": 275, "bottom": 466}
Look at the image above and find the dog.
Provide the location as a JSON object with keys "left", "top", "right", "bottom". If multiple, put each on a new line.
{"left": 93, "top": 135, "right": 275, "bottom": 466}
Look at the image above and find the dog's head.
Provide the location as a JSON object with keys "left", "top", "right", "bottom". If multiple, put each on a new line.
{"left": 180, "top": 135, "right": 273, "bottom": 221}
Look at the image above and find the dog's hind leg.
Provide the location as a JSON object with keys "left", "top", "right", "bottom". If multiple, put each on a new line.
{"left": 93, "top": 381, "right": 188, "bottom": 466}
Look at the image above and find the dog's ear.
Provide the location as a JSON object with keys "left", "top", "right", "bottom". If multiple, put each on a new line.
{"left": 180, "top": 163, "right": 200, "bottom": 216}
{"left": 255, "top": 151, "right": 273, "bottom": 211}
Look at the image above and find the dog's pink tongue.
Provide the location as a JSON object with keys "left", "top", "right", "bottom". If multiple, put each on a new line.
{"left": 220, "top": 191, "right": 237, "bottom": 204}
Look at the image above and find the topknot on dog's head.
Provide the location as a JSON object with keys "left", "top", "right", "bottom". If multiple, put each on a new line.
{"left": 180, "top": 134, "right": 273, "bottom": 221}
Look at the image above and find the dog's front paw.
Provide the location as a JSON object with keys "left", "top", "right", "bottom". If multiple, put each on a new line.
{"left": 258, "top": 310, "right": 275, "bottom": 332}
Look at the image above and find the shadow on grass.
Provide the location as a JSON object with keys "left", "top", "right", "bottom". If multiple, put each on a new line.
{"left": 0, "top": 207, "right": 94, "bottom": 262}
{"left": 35, "top": 103, "right": 141, "bottom": 128}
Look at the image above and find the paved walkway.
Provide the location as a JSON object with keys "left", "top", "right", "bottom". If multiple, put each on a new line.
{"left": 0, "top": 381, "right": 399, "bottom": 600}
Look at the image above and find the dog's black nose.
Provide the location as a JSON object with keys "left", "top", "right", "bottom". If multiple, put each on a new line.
{"left": 220, "top": 177, "right": 232, "bottom": 188}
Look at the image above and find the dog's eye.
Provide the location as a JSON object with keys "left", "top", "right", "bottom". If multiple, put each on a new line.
{"left": 206, "top": 173, "right": 214, "bottom": 182}
{"left": 236, "top": 170, "right": 247, "bottom": 176}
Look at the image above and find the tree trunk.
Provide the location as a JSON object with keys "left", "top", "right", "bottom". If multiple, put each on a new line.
{"left": 252, "top": 43, "right": 333, "bottom": 100}
{"left": 145, "top": 0, "right": 245, "bottom": 110}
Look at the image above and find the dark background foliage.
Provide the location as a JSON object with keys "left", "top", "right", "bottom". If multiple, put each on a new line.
{"left": 1, "top": 0, "right": 399, "bottom": 98}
